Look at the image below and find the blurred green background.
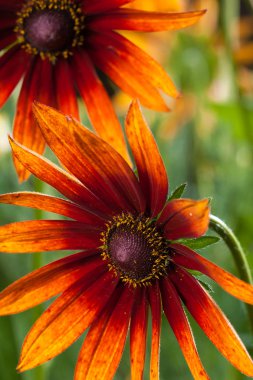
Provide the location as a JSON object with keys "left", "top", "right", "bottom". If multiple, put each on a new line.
{"left": 0, "top": 0, "right": 253, "bottom": 379}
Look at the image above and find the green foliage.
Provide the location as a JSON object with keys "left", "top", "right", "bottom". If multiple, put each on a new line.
{"left": 177, "top": 236, "right": 220, "bottom": 250}
{"left": 168, "top": 183, "right": 187, "bottom": 201}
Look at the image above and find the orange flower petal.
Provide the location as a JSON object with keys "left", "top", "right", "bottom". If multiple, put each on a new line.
{"left": 158, "top": 198, "right": 210, "bottom": 239}
{"left": 126, "top": 100, "right": 168, "bottom": 216}
{"left": 0, "top": 252, "right": 103, "bottom": 315}
{"left": 160, "top": 277, "right": 210, "bottom": 380}
{"left": 82, "top": 0, "right": 133, "bottom": 14}
{"left": 55, "top": 59, "right": 79, "bottom": 120}
{"left": 89, "top": 40, "right": 169, "bottom": 111}
{"left": 0, "top": 192, "right": 106, "bottom": 226}
{"left": 71, "top": 50, "right": 131, "bottom": 165}
{"left": 17, "top": 271, "right": 118, "bottom": 372}
{"left": 130, "top": 287, "right": 148, "bottom": 380}
{"left": 33, "top": 102, "right": 144, "bottom": 213}
{"left": 9, "top": 137, "right": 111, "bottom": 216}
{"left": 0, "top": 220, "right": 100, "bottom": 253}
{"left": 171, "top": 243, "right": 253, "bottom": 305}
{"left": 171, "top": 267, "right": 253, "bottom": 376}
{"left": 88, "top": 9, "right": 206, "bottom": 31}
{"left": 0, "top": 46, "right": 29, "bottom": 108}
{"left": 13, "top": 58, "right": 56, "bottom": 182}
{"left": 74, "top": 285, "right": 134, "bottom": 380}
{"left": 148, "top": 281, "right": 161, "bottom": 380}
{"left": 88, "top": 31, "right": 178, "bottom": 99}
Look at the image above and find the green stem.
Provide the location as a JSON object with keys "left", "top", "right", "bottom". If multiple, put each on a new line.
{"left": 32, "top": 178, "right": 46, "bottom": 380}
{"left": 209, "top": 214, "right": 253, "bottom": 333}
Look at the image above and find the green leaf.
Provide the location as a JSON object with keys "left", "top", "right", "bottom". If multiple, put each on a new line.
{"left": 168, "top": 183, "right": 187, "bottom": 201}
{"left": 188, "top": 270, "right": 214, "bottom": 293}
{"left": 176, "top": 236, "right": 220, "bottom": 249}
{"left": 197, "top": 277, "right": 214, "bottom": 293}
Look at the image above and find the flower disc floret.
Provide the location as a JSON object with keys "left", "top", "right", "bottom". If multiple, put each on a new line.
{"left": 101, "top": 213, "right": 170, "bottom": 287}
{"left": 15, "top": 0, "right": 84, "bottom": 62}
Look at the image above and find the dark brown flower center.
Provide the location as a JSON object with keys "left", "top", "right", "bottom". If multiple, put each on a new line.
{"left": 15, "top": 0, "right": 84, "bottom": 62}
{"left": 101, "top": 214, "right": 170, "bottom": 287}
{"left": 24, "top": 10, "right": 74, "bottom": 52}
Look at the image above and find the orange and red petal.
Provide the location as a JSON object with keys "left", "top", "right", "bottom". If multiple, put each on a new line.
{"left": 13, "top": 58, "right": 49, "bottom": 182}
{"left": 33, "top": 102, "right": 144, "bottom": 213}
{"left": 0, "top": 220, "right": 101, "bottom": 253}
{"left": 9, "top": 137, "right": 112, "bottom": 217}
{"left": 82, "top": 0, "right": 133, "bottom": 14}
{"left": 17, "top": 270, "right": 118, "bottom": 372}
{"left": 148, "top": 281, "right": 161, "bottom": 380}
{"left": 0, "top": 11, "right": 16, "bottom": 28}
{"left": 71, "top": 50, "right": 131, "bottom": 165}
{"left": 0, "top": 192, "right": 106, "bottom": 226}
{"left": 88, "top": 31, "right": 179, "bottom": 99}
{"left": 126, "top": 100, "right": 168, "bottom": 216}
{"left": 0, "top": 30, "right": 16, "bottom": 50}
{"left": 158, "top": 198, "right": 210, "bottom": 240}
{"left": 0, "top": 1, "right": 21, "bottom": 11}
{"left": 160, "top": 277, "right": 210, "bottom": 380}
{"left": 55, "top": 59, "right": 79, "bottom": 120}
{"left": 88, "top": 9, "right": 206, "bottom": 31}
{"left": 74, "top": 285, "right": 134, "bottom": 380}
{"left": 170, "top": 267, "right": 253, "bottom": 377}
{"left": 0, "top": 252, "right": 103, "bottom": 315}
{"left": 89, "top": 41, "right": 169, "bottom": 111}
{"left": 171, "top": 243, "right": 253, "bottom": 305}
{"left": 0, "top": 46, "right": 29, "bottom": 108}
{"left": 69, "top": 117, "right": 146, "bottom": 213}
{"left": 130, "top": 287, "right": 148, "bottom": 380}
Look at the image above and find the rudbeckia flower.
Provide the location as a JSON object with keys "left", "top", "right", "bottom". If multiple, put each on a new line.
{"left": 0, "top": 0, "right": 205, "bottom": 181}
{"left": 0, "top": 101, "right": 253, "bottom": 379}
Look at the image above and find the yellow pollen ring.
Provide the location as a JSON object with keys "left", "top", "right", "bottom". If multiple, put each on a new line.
{"left": 14, "top": 0, "right": 85, "bottom": 62}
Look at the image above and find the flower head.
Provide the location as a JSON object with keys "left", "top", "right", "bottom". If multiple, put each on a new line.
{"left": 0, "top": 101, "right": 253, "bottom": 379}
{"left": 0, "top": 0, "right": 205, "bottom": 181}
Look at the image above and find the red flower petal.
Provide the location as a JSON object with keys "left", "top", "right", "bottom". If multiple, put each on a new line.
{"left": 148, "top": 281, "right": 161, "bottom": 380}
{"left": 13, "top": 58, "right": 49, "bottom": 182}
{"left": 9, "top": 137, "right": 112, "bottom": 217}
{"left": 82, "top": 0, "right": 133, "bottom": 14}
{"left": 170, "top": 267, "right": 253, "bottom": 376}
{"left": 0, "top": 1, "right": 21, "bottom": 11}
{"left": 160, "top": 277, "right": 209, "bottom": 379}
{"left": 33, "top": 102, "right": 145, "bottom": 213}
{"left": 0, "top": 252, "right": 103, "bottom": 315}
{"left": 0, "top": 29, "right": 16, "bottom": 50}
{"left": 130, "top": 287, "right": 148, "bottom": 380}
{"left": 74, "top": 285, "right": 134, "bottom": 380}
{"left": 55, "top": 59, "right": 79, "bottom": 120}
{"left": 89, "top": 39, "right": 169, "bottom": 111}
{"left": 126, "top": 100, "right": 168, "bottom": 216}
{"left": 0, "top": 11, "right": 16, "bottom": 29}
{"left": 88, "top": 31, "right": 178, "bottom": 99}
{"left": 88, "top": 9, "right": 206, "bottom": 31}
{"left": 0, "top": 192, "right": 106, "bottom": 226}
{"left": 171, "top": 243, "right": 253, "bottom": 305}
{"left": 0, "top": 220, "right": 101, "bottom": 253}
{"left": 158, "top": 198, "right": 210, "bottom": 240}
{"left": 17, "top": 270, "right": 118, "bottom": 372}
{"left": 71, "top": 50, "right": 131, "bottom": 165}
{"left": 0, "top": 46, "right": 29, "bottom": 108}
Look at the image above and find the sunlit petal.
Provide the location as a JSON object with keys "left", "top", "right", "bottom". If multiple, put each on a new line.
{"left": 171, "top": 267, "right": 253, "bottom": 376}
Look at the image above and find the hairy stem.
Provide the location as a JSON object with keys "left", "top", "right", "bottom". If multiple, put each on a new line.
{"left": 210, "top": 214, "right": 253, "bottom": 333}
